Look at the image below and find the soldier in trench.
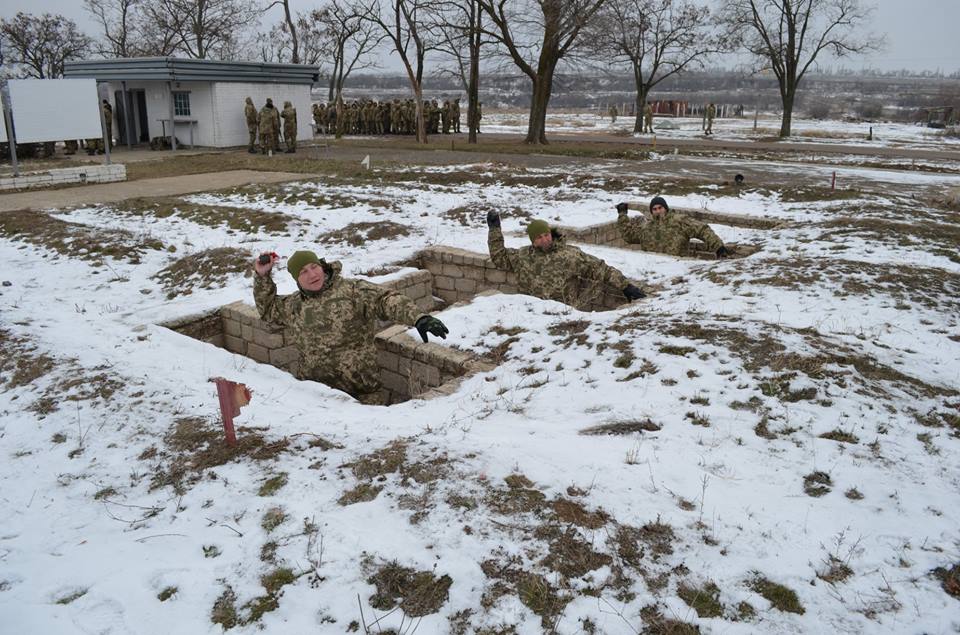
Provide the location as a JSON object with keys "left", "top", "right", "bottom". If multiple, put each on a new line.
{"left": 615, "top": 196, "right": 728, "bottom": 258}
{"left": 486, "top": 213, "right": 646, "bottom": 311}
{"left": 253, "top": 251, "right": 449, "bottom": 405}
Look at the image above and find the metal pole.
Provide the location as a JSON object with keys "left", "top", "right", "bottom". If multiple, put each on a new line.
{"left": 122, "top": 80, "right": 132, "bottom": 150}
{"left": 168, "top": 81, "right": 177, "bottom": 151}
{"left": 1, "top": 82, "right": 19, "bottom": 177}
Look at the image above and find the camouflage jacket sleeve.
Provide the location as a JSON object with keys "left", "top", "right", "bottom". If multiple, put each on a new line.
{"left": 353, "top": 280, "right": 421, "bottom": 326}
{"left": 254, "top": 273, "right": 297, "bottom": 326}
{"left": 576, "top": 249, "right": 631, "bottom": 291}
{"left": 681, "top": 216, "right": 724, "bottom": 252}
{"left": 487, "top": 226, "right": 520, "bottom": 272}
{"left": 617, "top": 213, "right": 645, "bottom": 244}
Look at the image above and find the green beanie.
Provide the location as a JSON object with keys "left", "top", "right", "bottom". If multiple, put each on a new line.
{"left": 527, "top": 219, "right": 550, "bottom": 243}
{"left": 287, "top": 250, "right": 321, "bottom": 280}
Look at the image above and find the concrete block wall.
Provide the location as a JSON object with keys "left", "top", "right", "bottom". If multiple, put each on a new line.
{"left": 374, "top": 269, "right": 437, "bottom": 313}
{"left": 0, "top": 164, "right": 126, "bottom": 191}
{"left": 418, "top": 246, "right": 519, "bottom": 305}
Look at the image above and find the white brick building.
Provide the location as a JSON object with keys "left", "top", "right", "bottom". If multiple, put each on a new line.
{"left": 64, "top": 58, "right": 318, "bottom": 149}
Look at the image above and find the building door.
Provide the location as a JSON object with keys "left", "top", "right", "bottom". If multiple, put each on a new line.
{"left": 135, "top": 91, "right": 149, "bottom": 142}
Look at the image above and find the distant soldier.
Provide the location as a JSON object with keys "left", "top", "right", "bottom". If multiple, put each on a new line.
{"left": 252, "top": 250, "right": 449, "bottom": 405}
{"left": 64, "top": 139, "right": 78, "bottom": 155}
{"left": 643, "top": 102, "right": 654, "bottom": 133}
{"left": 608, "top": 105, "right": 617, "bottom": 124}
{"left": 101, "top": 100, "right": 113, "bottom": 150}
{"left": 452, "top": 98, "right": 461, "bottom": 133}
{"left": 441, "top": 99, "right": 451, "bottom": 134}
{"left": 615, "top": 197, "right": 727, "bottom": 258}
{"left": 281, "top": 101, "right": 297, "bottom": 153}
{"left": 244, "top": 97, "right": 259, "bottom": 153}
{"left": 705, "top": 102, "right": 716, "bottom": 135}
{"left": 312, "top": 103, "right": 323, "bottom": 136}
{"left": 272, "top": 101, "right": 282, "bottom": 149}
{"left": 259, "top": 98, "right": 278, "bottom": 154}
{"left": 486, "top": 212, "right": 645, "bottom": 311}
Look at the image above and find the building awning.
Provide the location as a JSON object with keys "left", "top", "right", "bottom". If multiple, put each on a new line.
{"left": 64, "top": 57, "right": 319, "bottom": 85}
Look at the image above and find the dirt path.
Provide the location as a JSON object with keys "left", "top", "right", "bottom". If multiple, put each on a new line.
{"left": 0, "top": 169, "right": 305, "bottom": 212}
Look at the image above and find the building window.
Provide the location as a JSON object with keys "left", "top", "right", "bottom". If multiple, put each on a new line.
{"left": 173, "top": 92, "right": 191, "bottom": 117}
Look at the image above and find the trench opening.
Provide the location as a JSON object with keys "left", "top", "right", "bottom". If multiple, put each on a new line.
{"left": 159, "top": 268, "right": 494, "bottom": 405}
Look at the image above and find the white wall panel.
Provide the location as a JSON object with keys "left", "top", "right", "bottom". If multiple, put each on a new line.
{"left": 9, "top": 79, "right": 102, "bottom": 143}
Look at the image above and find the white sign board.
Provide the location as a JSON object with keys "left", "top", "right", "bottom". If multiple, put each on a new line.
{"left": 8, "top": 78, "right": 102, "bottom": 143}
{"left": 0, "top": 112, "right": 7, "bottom": 143}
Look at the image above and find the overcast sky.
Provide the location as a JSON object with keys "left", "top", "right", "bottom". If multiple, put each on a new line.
{"left": 2, "top": 0, "right": 958, "bottom": 74}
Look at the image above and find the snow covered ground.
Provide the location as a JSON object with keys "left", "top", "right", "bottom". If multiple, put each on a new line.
{"left": 1, "top": 158, "right": 958, "bottom": 634}
{"left": 482, "top": 111, "right": 960, "bottom": 151}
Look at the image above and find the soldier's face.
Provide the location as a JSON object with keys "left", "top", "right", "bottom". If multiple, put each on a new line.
{"left": 298, "top": 262, "right": 327, "bottom": 291}
{"left": 533, "top": 232, "right": 553, "bottom": 250}
{"left": 651, "top": 204, "right": 667, "bottom": 218}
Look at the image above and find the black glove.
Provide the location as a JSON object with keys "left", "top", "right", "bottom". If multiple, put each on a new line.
{"left": 716, "top": 246, "right": 729, "bottom": 259}
{"left": 415, "top": 316, "right": 449, "bottom": 343}
{"left": 616, "top": 202, "right": 629, "bottom": 215}
{"left": 486, "top": 211, "right": 500, "bottom": 228}
{"left": 623, "top": 284, "right": 645, "bottom": 301}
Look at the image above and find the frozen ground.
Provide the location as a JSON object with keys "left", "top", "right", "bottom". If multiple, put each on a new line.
{"left": 0, "top": 156, "right": 958, "bottom": 634}
{"left": 482, "top": 111, "right": 960, "bottom": 151}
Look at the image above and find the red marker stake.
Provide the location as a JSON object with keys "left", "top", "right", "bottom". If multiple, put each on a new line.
{"left": 210, "top": 377, "right": 252, "bottom": 447}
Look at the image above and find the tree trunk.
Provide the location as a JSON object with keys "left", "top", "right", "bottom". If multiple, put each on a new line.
{"left": 414, "top": 87, "right": 426, "bottom": 144}
{"left": 334, "top": 88, "right": 344, "bottom": 139}
{"left": 633, "top": 89, "right": 648, "bottom": 134}
{"left": 282, "top": 0, "right": 299, "bottom": 64}
{"left": 779, "top": 88, "right": 795, "bottom": 137}
{"left": 467, "top": 0, "right": 481, "bottom": 144}
{"left": 526, "top": 67, "right": 555, "bottom": 145}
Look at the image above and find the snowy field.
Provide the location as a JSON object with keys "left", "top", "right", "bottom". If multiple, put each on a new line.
{"left": 482, "top": 110, "right": 960, "bottom": 151}
{"left": 1, "top": 157, "right": 959, "bottom": 634}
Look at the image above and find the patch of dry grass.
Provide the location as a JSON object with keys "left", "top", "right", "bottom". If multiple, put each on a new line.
{"left": 153, "top": 246, "right": 253, "bottom": 299}
{"left": 366, "top": 560, "right": 453, "bottom": 617}
{"left": 113, "top": 197, "right": 297, "bottom": 234}
{"left": 0, "top": 209, "right": 166, "bottom": 264}
{"left": 317, "top": 221, "right": 413, "bottom": 246}
{"left": 149, "top": 416, "right": 289, "bottom": 495}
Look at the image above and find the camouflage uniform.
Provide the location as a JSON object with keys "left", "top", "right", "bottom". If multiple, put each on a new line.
{"left": 608, "top": 105, "right": 617, "bottom": 123}
{"left": 258, "top": 101, "right": 277, "bottom": 154}
{"left": 618, "top": 209, "right": 723, "bottom": 256}
{"left": 254, "top": 260, "right": 422, "bottom": 404}
{"left": 244, "top": 97, "right": 259, "bottom": 152}
{"left": 643, "top": 103, "right": 654, "bottom": 133}
{"left": 272, "top": 106, "right": 282, "bottom": 149}
{"left": 452, "top": 99, "right": 461, "bottom": 133}
{"left": 487, "top": 225, "right": 632, "bottom": 312}
{"left": 102, "top": 101, "right": 113, "bottom": 149}
{"left": 281, "top": 101, "right": 297, "bottom": 152}
{"left": 705, "top": 103, "right": 716, "bottom": 134}
{"left": 441, "top": 100, "right": 451, "bottom": 134}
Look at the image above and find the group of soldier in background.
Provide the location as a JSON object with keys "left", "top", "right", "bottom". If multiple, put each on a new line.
{"left": 310, "top": 98, "right": 480, "bottom": 137}
{"left": 244, "top": 97, "right": 298, "bottom": 155}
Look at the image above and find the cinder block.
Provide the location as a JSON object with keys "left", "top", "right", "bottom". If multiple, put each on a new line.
{"left": 500, "top": 284, "right": 519, "bottom": 294}
{"left": 223, "top": 319, "right": 242, "bottom": 337}
{"left": 411, "top": 360, "right": 441, "bottom": 386}
{"left": 241, "top": 323, "right": 254, "bottom": 341}
{"left": 253, "top": 329, "right": 284, "bottom": 349}
{"left": 377, "top": 350, "right": 399, "bottom": 373}
{"left": 435, "top": 288, "right": 457, "bottom": 303}
{"left": 423, "top": 259, "right": 444, "bottom": 276}
{"left": 270, "top": 346, "right": 300, "bottom": 367}
{"left": 463, "top": 266, "right": 484, "bottom": 281}
{"left": 442, "top": 263, "right": 463, "bottom": 278}
{"left": 380, "top": 369, "right": 409, "bottom": 396}
{"left": 454, "top": 278, "right": 476, "bottom": 293}
{"left": 434, "top": 276, "right": 455, "bottom": 291}
{"left": 224, "top": 334, "right": 246, "bottom": 354}
{"left": 246, "top": 342, "right": 270, "bottom": 363}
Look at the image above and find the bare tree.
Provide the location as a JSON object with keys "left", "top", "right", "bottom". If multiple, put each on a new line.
{"left": 84, "top": 0, "right": 142, "bottom": 57}
{"left": 308, "top": 4, "right": 382, "bottom": 109}
{"left": 427, "top": 0, "right": 487, "bottom": 143}
{"left": 141, "top": 0, "right": 260, "bottom": 60}
{"left": 0, "top": 12, "right": 92, "bottom": 78}
{"left": 723, "top": 0, "right": 881, "bottom": 137}
{"left": 479, "top": 0, "right": 607, "bottom": 144}
{"left": 264, "top": 0, "right": 299, "bottom": 63}
{"left": 587, "top": 0, "right": 721, "bottom": 133}
{"left": 361, "top": 0, "right": 437, "bottom": 143}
